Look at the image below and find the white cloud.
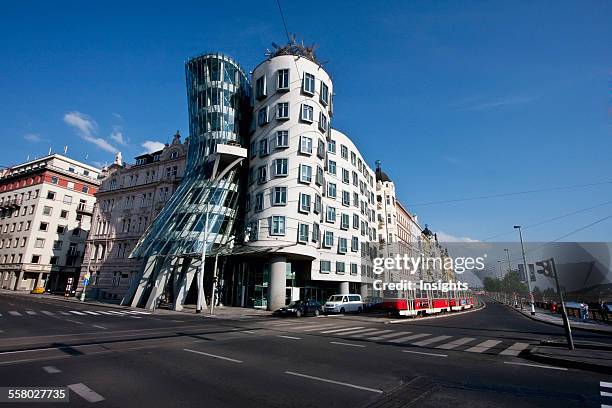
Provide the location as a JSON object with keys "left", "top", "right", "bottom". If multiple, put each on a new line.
{"left": 110, "top": 128, "right": 127, "bottom": 145}
{"left": 23, "top": 133, "right": 42, "bottom": 142}
{"left": 436, "top": 231, "right": 479, "bottom": 243}
{"left": 63, "top": 111, "right": 119, "bottom": 154}
{"left": 452, "top": 95, "right": 536, "bottom": 111}
{"left": 141, "top": 140, "right": 165, "bottom": 153}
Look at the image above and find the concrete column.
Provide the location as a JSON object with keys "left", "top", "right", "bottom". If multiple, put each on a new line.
{"left": 339, "top": 281, "right": 350, "bottom": 294}
{"left": 125, "top": 256, "right": 160, "bottom": 307}
{"left": 0, "top": 272, "right": 6, "bottom": 289}
{"left": 35, "top": 272, "right": 43, "bottom": 289}
{"left": 360, "top": 283, "right": 369, "bottom": 298}
{"left": 267, "top": 256, "right": 286, "bottom": 311}
{"left": 8, "top": 272, "right": 17, "bottom": 291}
{"left": 14, "top": 270, "right": 24, "bottom": 291}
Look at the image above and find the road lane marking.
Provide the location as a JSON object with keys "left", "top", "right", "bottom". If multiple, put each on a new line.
{"left": 68, "top": 383, "right": 105, "bottom": 403}
{"left": 83, "top": 311, "right": 100, "bottom": 316}
{"left": 336, "top": 328, "right": 380, "bottom": 336}
{"left": 499, "top": 342, "right": 530, "bottom": 356}
{"left": 301, "top": 324, "right": 337, "bottom": 332}
{"left": 128, "top": 310, "right": 151, "bottom": 315}
{"left": 183, "top": 348, "right": 243, "bottom": 363}
{"left": 8, "top": 311, "right": 22, "bottom": 316}
{"left": 602, "top": 391, "right": 612, "bottom": 397}
{"left": 412, "top": 335, "right": 452, "bottom": 347}
{"left": 129, "top": 316, "right": 142, "bottom": 319}
{"left": 436, "top": 337, "right": 475, "bottom": 350}
{"left": 330, "top": 341, "right": 366, "bottom": 348}
{"left": 92, "top": 325, "right": 107, "bottom": 330}
{"left": 25, "top": 310, "right": 37, "bottom": 315}
{"left": 68, "top": 311, "right": 86, "bottom": 316}
{"left": 96, "top": 311, "right": 113, "bottom": 315}
{"left": 465, "top": 339, "right": 502, "bottom": 353}
{"left": 388, "top": 333, "right": 430, "bottom": 343}
{"left": 41, "top": 311, "right": 54, "bottom": 316}
{"left": 402, "top": 350, "right": 448, "bottom": 358}
{"left": 285, "top": 371, "right": 382, "bottom": 393}
{"left": 277, "top": 335, "right": 301, "bottom": 340}
{"left": 65, "top": 319, "right": 83, "bottom": 325}
{"left": 369, "top": 332, "right": 408, "bottom": 341}
{"left": 42, "top": 366, "right": 61, "bottom": 374}
{"left": 503, "top": 361, "right": 567, "bottom": 371}
{"left": 601, "top": 381, "right": 612, "bottom": 388}
{"left": 320, "top": 326, "right": 365, "bottom": 334}
{"left": 352, "top": 330, "right": 394, "bottom": 339}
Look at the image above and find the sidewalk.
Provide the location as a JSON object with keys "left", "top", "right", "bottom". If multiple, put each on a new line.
{"left": 494, "top": 297, "right": 612, "bottom": 335}
{"left": 527, "top": 344, "right": 612, "bottom": 374}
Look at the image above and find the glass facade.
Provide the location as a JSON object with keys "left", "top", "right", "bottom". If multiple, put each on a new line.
{"left": 131, "top": 53, "right": 251, "bottom": 259}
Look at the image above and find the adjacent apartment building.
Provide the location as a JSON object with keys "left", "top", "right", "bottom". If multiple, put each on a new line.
{"left": 0, "top": 154, "right": 100, "bottom": 292}
{"left": 77, "top": 133, "right": 187, "bottom": 302}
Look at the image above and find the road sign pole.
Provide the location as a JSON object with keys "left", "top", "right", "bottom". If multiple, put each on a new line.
{"left": 551, "top": 258, "right": 574, "bottom": 350}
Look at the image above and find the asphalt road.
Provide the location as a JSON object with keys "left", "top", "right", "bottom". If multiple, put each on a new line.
{"left": 0, "top": 292, "right": 611, "bottom": 407}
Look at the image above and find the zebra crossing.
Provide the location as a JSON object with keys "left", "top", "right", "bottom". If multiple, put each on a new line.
{"left": 0, "top": 308, "right": 152, "bottom": 319}
{"left": 261, "top": 319, "right": 534, "bottom": 357}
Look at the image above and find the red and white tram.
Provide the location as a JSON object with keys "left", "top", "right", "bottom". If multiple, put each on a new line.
{"left": 382, "top": 287, "right": 475, "bottom": 318}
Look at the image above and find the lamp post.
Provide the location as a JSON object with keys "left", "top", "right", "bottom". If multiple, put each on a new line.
{"left": 514, "top": 225, "right": 535, "bottom": 315}
{"left": 196, "top": 213, "right": 209, "bottom": 314}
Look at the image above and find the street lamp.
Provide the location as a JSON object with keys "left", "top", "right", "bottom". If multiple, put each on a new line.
{"left": 514, "top": 225, "right": 535, "bottom": 315}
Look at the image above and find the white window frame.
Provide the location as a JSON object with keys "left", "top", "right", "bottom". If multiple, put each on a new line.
{"left": 299, "top": 193, "right": 311, "bottom": 213}
{"left": 270, "top": 215, "right": 286, "bottom": 236}
{"left": 303, "top": 72, "right": 315, "bottom": 95}
{"left": 299, "top": 136, "right": 312, "bottom": 155}
{"left": 298, "top": 223, "right": 309, "bottom": 243}
{"left": 277, "top": 69, "right": 289, "bottom": 91}
{"left": 299, "top": 164, "right": 312, "bottom": 184}
{"left": 323, "top": 231, "right": 334, "bottom": 248}
{"left": 272, "top": 186, "right": 287, "bottom": 206}
{"left": 301, "top": 104, "right": 314, "bottom": 122}
{"left": 276, "top": 102, "right": 289, "bottom": 120}
{"left": 276, "top": 130, "right": 289, "bottom": 148}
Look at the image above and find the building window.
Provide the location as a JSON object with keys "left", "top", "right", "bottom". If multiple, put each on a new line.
{"left": 270, "top": 215, "right": 286, "bottom": 236}
{"left": 327, "top": 182, "right": 337, "bottom": 198}
{"left": 259, "top": 138, "right": 269, "bottom": 156}
{"left": 323, "top": 231, "right": 334, "bottom": 248}
{"left": 276, "top": 102, "right": 289, "bottom": 120}
{"left": 50, "top": 176, "right": 59, "bottom": 185}
{"left": 299, "top": 193, "right": 311, "bottom": 213}
{"left": 257, "top": 166, "right": 267, "bottom": 184}
{"left": 353, "top": 214, "right": 359, "bottom": 230}
{"left": 342, "top": 191, "right": 350, "bottom": 206}
{"left": 350, "top": 263, "right": 358, "bottom": 275}
{"left": 53, "top": 240, "right": 62, "bottom": 250}
{"left": 39, "top": 222, "right": 48, "bottom": 231}
{"left": 327, "top": 160, "right": 336, "bottom": 175}
{"left": 112, "top": 272, "right": 121, "bottom": 287}
{"left": 272, "top": 186, "right": 287, "bottom": 206}
{"left": 47, "top": 191, "right": 56, "bottom": 200}
{"left": 320, "top": 260, "right": 331, "bottom": 274}
{"left": 326, "top": 206, "right": 336, "bottom": 223}
{"left": 255, "top": 192, "right": 264, "bottom": 212}
{"left": 314, "top": 194, "right": 322, "bottom": 214}
{"left": 351, "top": 236, "right": 359, "bottom": 252}
{"left": 301, "top": 104, "right": 314, "bottom": 122}
{"left": 336, "top": 262, "right": 346, "bottom": 274}
{"left": 82, "top": 186, "right": 89, "bottom": 193}
{"left": 299, "top": 164, "right": 312, "bottom": 184}
{"left": 34, "top": 238, "right": 45, "bottom": 248}
{"left": 31, "top": 255, "right": 40, "bottom": 264}
{"left": 312, "top": 222, "right": 320, "bottom": 242}
{"left": 255, "top": 75, "right": 266, "bottom": 99}
{"left": 274, "top": 158, "right": 288, "bottom": 177}
{"left": 317, "top": 139, "right": 325, "bottom": 159}
{"left": 338, "top": 238, "right": 347, "bottom": 254}
{"left": 276, "top": 130, "right": 289, "bottom": 148}
{"left": 57, "top": 225, "right": 66, "bottom": 234}
{"left": 303, "top": 73, "right": 315, "bottom": 94}
{"left": 63, "top": 195, "right": 73, "bottom": 204}
{"left": 50, "top": 256, "right": 58, "bottom": 265}
{"left": 341, "top": 213, "right": 349, "bottom": 230}
{"left": 299, "top": 136, "right": 312, "bottom": 155}
{"left": 318, "top": 112, "right": 328, "bottom": 132}
{"left": 42, "top": 206, "right": 52, "bottom": 216}
{"left": 328, "top": 139, "right": 336, "bottom": 154}
{"left": 320, "top": 82, "right": 329, "bottom": 105}
{"left": 341, "top": 145, "right": 348, "bottom": 160}
{"left": 277, "top": 69, "right": 289, "bottom": 90}
{"left": 249, "top": 221, "right": 259, "bottom": 241}
{"left": 258, "top": 106, "right": 269, "bottom": 126}
{"left": 342, "top": 169, "right": 350, "bottom": 184}
{"left": 298, "top": 223, "right": 309, "bottom": 243}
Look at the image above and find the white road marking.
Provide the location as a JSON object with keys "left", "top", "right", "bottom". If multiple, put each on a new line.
{"left": 602, "top": 391, "right": 612, "bottom": 397}
{"left": 68, "top": 383, "right": 105, "bottom": 403}
{"left": 499, "top": 342, "right": 530, "bottom": 356}
{"left": 128, "top": 310, "right": 151, "bottom": 315}
{"left": 320, "top": 326, "right": 365, "bottom": 334}
{"left": 277, "top": 335, "right": 301, "bottom": 340}
{"left": 336, "top": 328, "right": 381, "bottom": 336}
{"left": 369, "top": 331, "right": 409, "bottom": 341}
{"left": 25, "top": 310, "right": 37, "bottom": 315}
{"left": 388, "top": 333, "right": 430, "bottom": 343}
{"left": 42, "top": 366, "right": 61, "bottom": 374}
{"left": 352, "top": 330, "right": 394, "bottom": 339}
{"left": 68, "top": 311, "right": 86, "bottom": 316}
{"left": 402, "top": 350, "right": 448, "bottom": 358}
{"left": 465, "top": 339, "right": 502, "bottom": 353}
{"left": 92, "top": 325, "right": 107, "bottom": 330}
{"left": 129, "top": 316, "right": 142, "bottom": 319}
{"left": 241, "top": 330, "right": 256, "bottom": 334}
{"left": 41, "top": 311, "right": 54, "bottom": 316}
{"left": 503, "top": 361, "right": 567, "bottom": 371}
{"left": 285, "top": 371, "right": 382, "bottom": 393}
{"left": 412, "top": 335, "right": 452, "bottom": 347}
{"left": 301, "top": 324, "right": 337, "bottom": 332}
{"left": 83, "top": 311, "right": 100, "bottom": 316}
{"left": 96, "top": 311, "right": 113, "bottom": 315}
{"left": 183, "top": 348, "right": 243, "bottom": 363}
{"left": 330, "top": 341, "right": 366, "bottom": 348}
{"left": 601, "top": 404, "right": 612, "bottom": 408}
{"left": 436, "top": 337, "right": 475, "bottom": 350}
{"left": 65, "top": 319, "right": 83, "bottom": 325}
{"left": 0, "top": 312, "right": 2, "bottom": 317}
{"left": 601, "top": 381, "right": 612, "bottom": 388}
{"left": 8, "top": 311, "right": 22, "bottom": 316}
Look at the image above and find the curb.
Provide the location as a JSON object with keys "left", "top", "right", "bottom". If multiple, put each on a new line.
{"left": 525, "top": 348, "right": 612, "bottom": 374}
{"left": 489, "top": 296, "right": 612, "bottom": 336}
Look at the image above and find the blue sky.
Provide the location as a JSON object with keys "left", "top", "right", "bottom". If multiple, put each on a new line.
{"left": 1, "top": 1, "right": 610, "bottom": 242}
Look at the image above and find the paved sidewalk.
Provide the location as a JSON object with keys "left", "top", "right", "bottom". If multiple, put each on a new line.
{"left": 493, "top": 297, "right": 612, "bottom": 335}
{"left": 527, "top": 345, "right": 612, "bottom": 374}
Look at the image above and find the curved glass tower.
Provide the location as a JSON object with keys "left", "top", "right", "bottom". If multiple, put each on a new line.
{"left": 125, "top": 53, "right": 251, "bottom": 309}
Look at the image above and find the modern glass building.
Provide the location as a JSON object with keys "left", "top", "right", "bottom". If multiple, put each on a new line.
{"left": 123, "top": 53, "right": 251, "bottom": 310}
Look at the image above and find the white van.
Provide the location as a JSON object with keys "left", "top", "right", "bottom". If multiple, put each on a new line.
{"left": 323, "top": 294, "right": 364, "bottom": 314}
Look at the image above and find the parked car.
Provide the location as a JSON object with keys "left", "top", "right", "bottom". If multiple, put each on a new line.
{"left": 363, "top": 296, "right": 383, "bottom": 312}
{"left": 323, "top": 294, "right": 364, "bottom": 314}
{"left": 273, "top": 300, "right": 322, "bottom": 317}
{"left": 30, "top": 287, "right": 45, "bottom": 294}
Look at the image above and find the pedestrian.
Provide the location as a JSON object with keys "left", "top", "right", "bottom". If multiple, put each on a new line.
{"left": 584, "top": 303, "right": 589, "bottom": 321}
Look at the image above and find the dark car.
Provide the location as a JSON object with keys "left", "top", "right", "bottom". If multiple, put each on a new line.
{"left": 363, "top": 296, "right": 383, "bottom": 312}
{"left": 273, "top": 300, "right": 322, "bottom": 317}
